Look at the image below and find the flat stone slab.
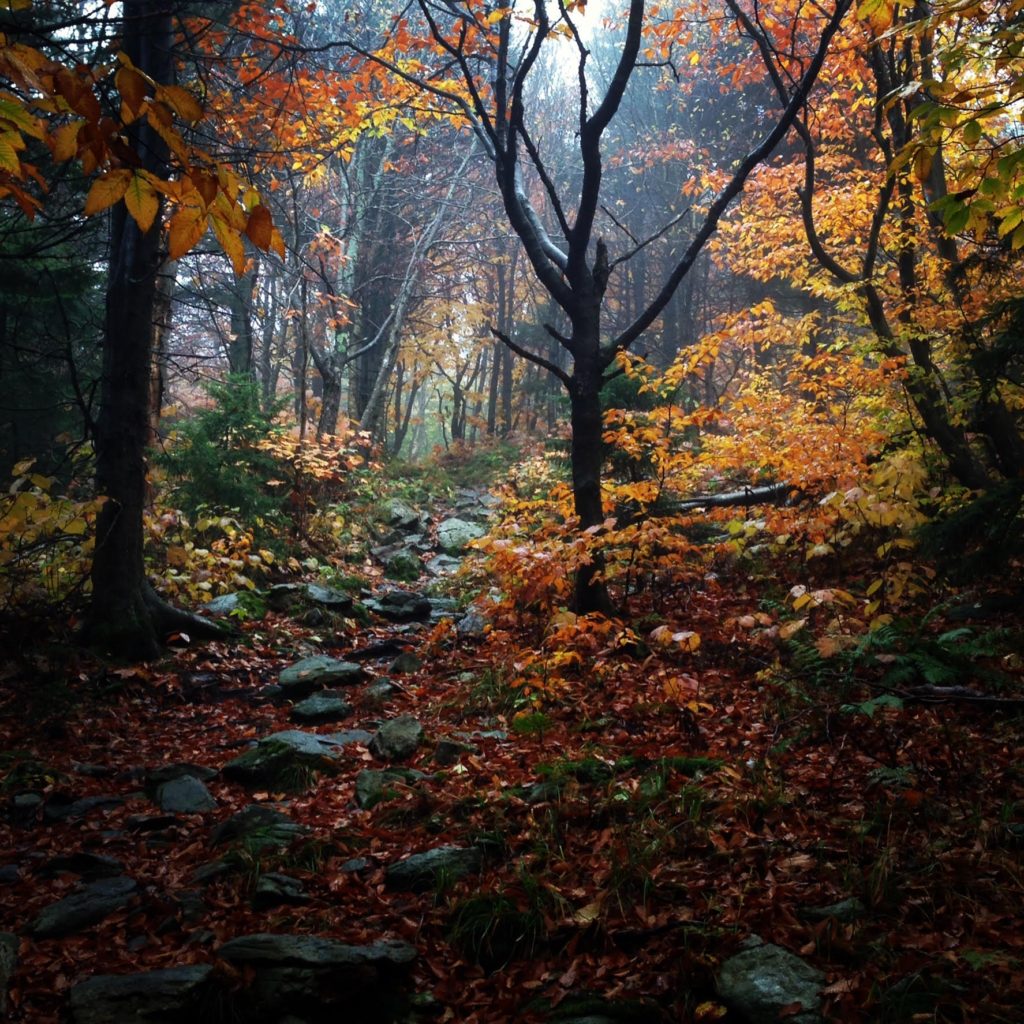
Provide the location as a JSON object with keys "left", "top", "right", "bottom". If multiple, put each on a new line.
{"left": 279, "top": 656, "right": 365, "bottom": 696}
{"left": 290, "top": 692, "right": 353, "bottom": 724}
{"left": 385, "top": 845, "right": 483, "bottom": 891}
{"left": 437, "top": 517, "right": 485, "bottom": 553}
{"left": 69, "top": 965, "right": 215, "bottom": 1024}
{"left": 218, "top": 934, "right": 417, "bottom": 1023}
{"left": 33, "top": 877, "right": 137, "bottom": 938}
{"left": 305, "top": 584, "right": 354, "bottom": 608}
{"left": 717, "top": 937, "right": 825, "bottom": 1024}
{"left": 218, "top": 933, "right": 416, "bottom": 969}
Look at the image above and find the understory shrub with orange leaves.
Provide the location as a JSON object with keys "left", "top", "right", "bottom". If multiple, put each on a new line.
{"left": 476, "top": 335, "right": 923, "bottom": 634}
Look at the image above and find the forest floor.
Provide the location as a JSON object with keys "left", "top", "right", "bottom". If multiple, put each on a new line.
{"left": 1, "top": 485, "right": 1023, "bottom": 1023}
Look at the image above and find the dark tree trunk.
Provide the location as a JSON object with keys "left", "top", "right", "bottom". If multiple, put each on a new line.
{"left": 83, "top": 0, "right": 224, "bottom": 659}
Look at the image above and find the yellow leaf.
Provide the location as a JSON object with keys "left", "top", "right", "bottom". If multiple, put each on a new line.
{"left": 210, "top": 212, "right": 246, "bottom": 275}
{"left": 0, "top": 132, "right": 21, "bottom": 174}
{"left": 63, "top": 518, "right": 88, "bottom": 535}
{"left": 124, "top": 171, "right": 160, "bottom": 232}
{"left": 156, "top": 84, "right": 203, "bottom": 124}
{"left": 779, "top": 618, "right": 806, "bottom": 640}
{"left": 167, "top": 202, "right": 207, "bottom": 259}
{"left": 50, "top": 119, "right": 83, "bottom": 162}
{"left": 672, "top": 630, "right": 701, "bottom": 652}
{"left": 572, "top": 898, "right": 603, "bottom": 924}
{"left": 912, "top": 147, "right": 934, "bottom": 183}
{"left": 84, "top": 169, "right": 131, "bottom": 216}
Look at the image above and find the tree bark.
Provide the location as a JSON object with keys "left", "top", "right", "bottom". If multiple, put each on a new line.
{"left": 83, "top": 0, "right": 225, "bottom": 659}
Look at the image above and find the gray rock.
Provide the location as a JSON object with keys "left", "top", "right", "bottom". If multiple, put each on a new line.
{"left": 267, "top": 583, "right": 302, "bottom": 611}
{"left": 339, "top": 857, "right": 372, "bottom": 873}
{"left": 218, "top": 934, "right": 416, "bottom": 1024}
{"left": 0, "top": 865, "right": 20, "bottom": 884}
{"left": 364, "top": 678, "right": 398, "bottom": 704}
{"left": 203, "top": 592, "right": 241, "bottom": 615}
{"left": 44, "top": 793, "right": 125, "bottom": 822}
{"left": 365, "top": 590, "right": 432, "bottom": 622}
{"left": 456, "top": 609, "right": 488, "bottom": 639}
{"left": 388, "top": 652, "right": 422, "bottom": 674}
{"left": 717, "top": 937, "right": 825, "bottom": 1024}
{"left": 354, "top": 768, "right": 427, "bottom": 810}
{"left": 369, "top": 715, "right": 424, "bottom": 761}
{"left": 68, "top": 965, "right": 214, "bottom": 1023}
{"left": 385, "top": 845, "right": 482, "bottom": 891}
{"left": 304, "top": 583, "right": 353, "bottom": 609}
{"left": 39, "top": 852, "right": 124, "bottom": 880}
{"left": 0, "top": 933, "right": 16, "bottom": 1016}
{"left": 322, "top": 729, "right": 374, "bottom": 747}
{"left": 800, "top": 897, "right": 866, "bottom": 923}
{"left": 222, "top": 730, "right": 354, "bottom": 790}
{"left": 425, "top": 554, "right": 463, "bottom": 576}
{"left": 437, "top": 517, "right": 485, "bottom": 553}
{"left": 146, "top": 763, "right": 218, "bottom": 788}
{"left": 290, "top": 691, "right": 353, "bottom": 723}
{"left": 32, "top": 876, "right": 137, "bottom": 938}
{"left": 432, "top": 739, "right": 477, "bottom": 767}
{"left": 279, "top": 656, "right": 365, "bottom": 697}
{"left": 383, "top": 549, "right": 422, "bottom": 582}
{"left": 252, "top": 872, "right": 308, "bottom": 910}
{"left": 210, "top": 804, "right": 308, "bottom": 850}
{"left": 384, "top": 498, "right": 421, "bottom": 530}
{"left": 156, "top": 775, "right": 217, "bottom": 814}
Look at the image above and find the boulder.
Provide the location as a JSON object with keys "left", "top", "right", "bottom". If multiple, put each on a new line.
{"left": 210, "top": 804, "right": 308, "bottom": 850}
{"left": 304, "top": 584, "right": 353, "bottom": 609}
{"left": 382, "top": 549, "right": 422, "bottom": 582}
{"left": 384, "top": 498, "right": 422, "bottom": 531}
{"left": 425, "top": 554, "right": 463, "bottom": 576}
{"left": 437, "top": 517, "right": 485, "bottom": 553}
{"left": 363, "top": 678, "right": 398, "bottom": 705}
{"left": 364, "top": 590, "right": 432, "bottom": 623}
{"left": 354, "top": 768, "right": 428, "bottom": 810}
{"left": 279, "top": 656, "right": 365, "bottom": 697}
{"left": 456, "top": 609, "right": 488, "bottom": 639}
{"left": 203, "top": 592, "right": 242, "bottom": 615}
{"left": 156, "top": 775, "right": 217, "bottom": 814}
{"left": 222, "top": 733, "right": 340, "bottom": 790}
{"left": 32, "top": 876, "right": 137, "bottom": 938}
{"left": 388, "top": 652, "right": 422, "bottom": 674}
{"left": 217, "top": 933, "right": 416, "bottom": 1024}
{"left": 432, "top": 739, "right": 477, "bottom": 767}
{"left": 369, "top": 716, "right": 424, "bottom": 761}
{"left": 252, "top": 873, "right": 308, "bottom": 910}
{"left": 717, "top": 937, "right": 825, "bottom": 1024}
{"left": 39, "top": 852, "right": 124, "bottom": 880}
{"left": 290, "top": 691, "right": 353, "bottom": 724}
{"left": 385, "top": 845, "right": 483, "bottom": 891}
{"left": 68, "top": 966, "right": 215, "bottom": 1024}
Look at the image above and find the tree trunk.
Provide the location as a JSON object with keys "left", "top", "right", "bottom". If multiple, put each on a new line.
{"left": 83, "top": 0, "right": 225, "bottom": 659}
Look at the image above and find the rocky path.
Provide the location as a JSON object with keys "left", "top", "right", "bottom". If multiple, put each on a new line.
{"left": 0, "top": 488, "right": 837, "bottom": 1024}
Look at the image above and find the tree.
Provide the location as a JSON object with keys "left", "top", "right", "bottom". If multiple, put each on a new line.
{"left": 1, "top": 0, "right": 281, "bottom": 656}
{"left": 362, "top": 0, "right": 853, "bottom": 611}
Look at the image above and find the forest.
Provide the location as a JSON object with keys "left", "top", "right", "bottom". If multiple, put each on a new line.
{"left": 0, "top": 0, "right": 1022, "bottom": 1020}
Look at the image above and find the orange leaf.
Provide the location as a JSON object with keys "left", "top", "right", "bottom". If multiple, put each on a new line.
{"left": 115, "top": 65, "right": 150, "bottom": 118}
{"left": 167, "top": 202, "right": 207, "bottom": 259}
{"left": 244, "top": 203, "right": 273, "bottom": 250}
{"left": 83, "top": 169, "right": 131, "bottom": 216}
